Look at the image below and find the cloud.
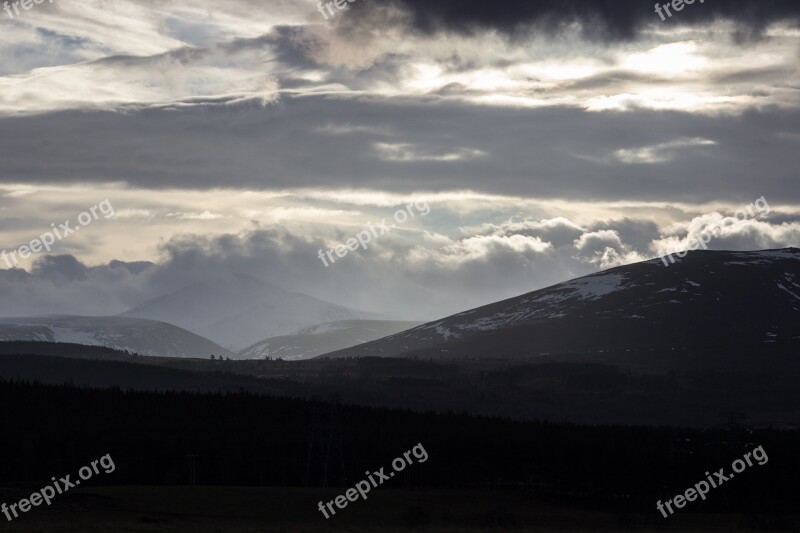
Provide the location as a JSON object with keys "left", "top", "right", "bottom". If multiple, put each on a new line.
{"left": 0, "top": 0, "right": 799, "bottom": 324}
{"left": 463, "top": 218, "right": 586, "bottom": 248}
{"left": 353, "top": 0, "right": 800, "bottom": 41}
{"left": 167, "top": 211, "right": 225, "bottom": 220}
{"left": 1, "top": 205, "right": 796, "bottom": 321}
{"left": 1, "top": 100, "right": 797, "bottom": 205}
{"left": 574, "top": 229, "right": 646, "bottom": 268}
{"left": 373, "top": 142, "right": 487, "bottom": 162}
{"left": 31, "top": 255, "right": 88, "bottom": 282}
{"left": 0, "top": 256, "right": 158, "bottom": 316}
{"left": 588, "top": 218, "right": 662, "bottom": 252}
{"left": 2, "top": 1, "right": 799, "bottom": 116}
{"left": 653, "top": 209, "right": 800, "bottom": 255}
{"left": 613, "top": 137, "right": 716, "bottom": 164}
{"left": 409, "top": 233, "right": 552, "bottom": 266}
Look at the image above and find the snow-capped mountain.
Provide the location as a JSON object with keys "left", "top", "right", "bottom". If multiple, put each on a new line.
{"left": 0, "top": 316, "right": 233, "bottom": 358}
{"left": 238, "top": 320, "right": 423, "bottom": 360}
{"left": 120, "top": 274, "right": 362, "bottom": 351}
{"left": 321, "top": 248, "right": 800, "bottom": 360}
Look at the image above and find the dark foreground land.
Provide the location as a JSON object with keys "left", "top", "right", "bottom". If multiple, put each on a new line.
{"left": 0, "top": 379, "right": 799, "bottom": 531}
{"left": 1, "top": 486, "right": 796, "bottom": 532}
{"left": 3, "top": 343, "right": 800, "bottom": 427}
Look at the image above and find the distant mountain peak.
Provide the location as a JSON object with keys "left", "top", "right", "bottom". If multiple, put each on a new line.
{"left": 121, "top": 274, "right": 362, "bottom": 350}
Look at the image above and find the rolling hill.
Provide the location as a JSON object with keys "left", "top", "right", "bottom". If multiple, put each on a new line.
{"left": 0, "top": 316, "right": 233, "bottom": 358}
{"left": 321, "top": 248, "right": 800, "bottom": 362}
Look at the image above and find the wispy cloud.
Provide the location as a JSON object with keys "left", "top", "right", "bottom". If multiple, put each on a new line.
{"left": 613, "top": 137, "right": 716, "bottom": 164}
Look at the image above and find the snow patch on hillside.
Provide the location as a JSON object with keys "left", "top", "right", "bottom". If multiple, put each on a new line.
{"left": 434, "top": 323, "right": 460, "bottom": 341}
{"left": 49, "top": 327, "right": 104, "bottom": 346}
{"left": 559, "top": 273, "right": 626, "bottom": 301}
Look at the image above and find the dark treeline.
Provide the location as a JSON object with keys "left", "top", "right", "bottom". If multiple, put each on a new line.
{"left": 0, "top": 342, "right": 138, "bottom": 359}
{"left": 0, "top": 379, "right": 798, "bottom": 518}
{"left": 5, "top": 349, "right": 800, "bottom": 427}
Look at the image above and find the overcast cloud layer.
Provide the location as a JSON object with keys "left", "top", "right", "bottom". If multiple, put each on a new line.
{"left": 0, "top": 0, "right": 798, "bottom": 321}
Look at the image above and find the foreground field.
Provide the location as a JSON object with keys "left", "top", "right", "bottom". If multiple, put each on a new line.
{"left": 1, "top": 486, "right": 794, "bottom": 532}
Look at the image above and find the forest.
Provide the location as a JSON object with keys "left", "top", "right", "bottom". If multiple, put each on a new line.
{"left": 0, "top": 377, "right": 797, "bottom": 525}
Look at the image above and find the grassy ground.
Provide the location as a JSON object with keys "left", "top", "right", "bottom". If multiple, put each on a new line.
{"left": 0, "top": 486, "right": 793, "bottom": 532}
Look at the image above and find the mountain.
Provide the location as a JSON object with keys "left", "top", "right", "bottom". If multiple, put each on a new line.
{"left": 0, "top": 316, "right": 233, "bottom": 358}
{"left": 238, "top": 320, "right": 424, "bottom": 360}
{"left": 321, "top": 248, "right": 800, "bottom": 362}
{"left": 120, "top": 274, "right": 361, "bottom": 351}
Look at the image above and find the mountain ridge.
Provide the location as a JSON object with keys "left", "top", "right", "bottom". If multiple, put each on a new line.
{"left": 319, "top": 248, "right": 800, "bottom": 360}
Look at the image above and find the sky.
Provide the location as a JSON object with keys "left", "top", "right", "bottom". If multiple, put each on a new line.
{"left": 0, "top": 0, "right": 799, "bottom": 320}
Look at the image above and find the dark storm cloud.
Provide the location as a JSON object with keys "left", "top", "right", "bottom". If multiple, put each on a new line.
{"left": 0, "top": 268, "right": 31, "bottom": 283}
{"left": 0, "top": 97, "right": 797, "bottom": 203}
{"left": 348, "top": 0, "right": 800, "bottom": 41}
{"left": 109, "top": 259, "right": 155, "bottom": 275}
{"left": 31, "top": 255, "right": 88, "bottom": 281}
{"left": 0, "top": 256, "right": 171, "bottom": 316}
